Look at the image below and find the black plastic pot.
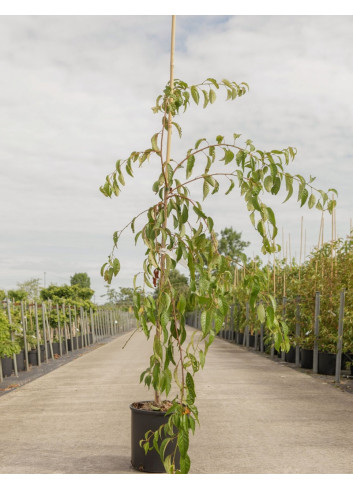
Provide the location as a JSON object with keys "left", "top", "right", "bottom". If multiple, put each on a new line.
{"left": 28, "top": 345, "right": 45, "bottom": 366}
{"left": 62, "top": 341, "right": 67, "bottom": 354}
{"left": 341, "top": 353, "right": 352, "bottom": 370}
{"left": 89, "top": 333, "right": 93, "bottom": 343}
{"left": 14, "top": 350, "right": 25, "bottom": 371}
{"left": 52, "top": 342, "right": 60, "bottom": 356}
{"left": 1, "top": 356, "right": 13, "bottom": 377}
{"left": 28, "top": 349, "right": 38, "bottom": 366}
{"left": 318, "top": 352, "right": 336, "bottom": 376}
{"left": 249, "top": 334, "right": 255, "bottom": 348}
{"left": 300, "top": 349, "right": 313, "bottom": 369}
{"left": 238, "top": 332, "right": 244, "bottom": 345}
{"left": 285, "top": 346, "right": 296, "bottom": 363}
{"left": 67, "top": 337, "right": 78, "bottom": 351}
{"left": 130, "top": 402, "right": 180, "bottom": 473}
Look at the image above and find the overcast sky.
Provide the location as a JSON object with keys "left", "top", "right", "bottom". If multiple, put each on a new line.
{"left": 0, "top": 12, "right": 352, "bottom": 303}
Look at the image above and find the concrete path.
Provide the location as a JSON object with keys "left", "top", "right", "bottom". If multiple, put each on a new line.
{"left": 0, "top": 327, "right": 352, "bottom": 474}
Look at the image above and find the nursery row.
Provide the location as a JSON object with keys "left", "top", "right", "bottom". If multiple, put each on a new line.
{"left": 0, "top": 301, "right": 136, "bottom": 383}
{"left": 186, "top": 288, "right": 352, "bottom": 384}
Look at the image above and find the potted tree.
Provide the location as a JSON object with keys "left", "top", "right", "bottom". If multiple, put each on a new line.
{"left": 99, "top": 16, "right": 336, "bottom": 473}
{"left": 0, "top": 308, "right": 21, "bottom": 378}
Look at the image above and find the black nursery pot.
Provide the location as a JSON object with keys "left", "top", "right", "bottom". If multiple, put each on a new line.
{"left": 238, "top": 332, "right": 244, "bottom": 345}
{"left": 285, "top": 346, "right": 296, "bottom": 363}
{"left": 300, "top": 349, "right": 313, "bottom": 369}
{"left": 14, "top": 350, "right": 25, "bottom": 371}
{"left": 248, "top": 334, "right": 255, "bottom": 348}
{"left": 1, "top": 356, "right": 13, "bottom": 377}
{"left": 67, "top": 337, "right": 78, "bottom": 351}
{"left": 318, "top": 352, "right": 336, "bottom": 376}
{"left": 52, "top": 342, "right": 60, "bottom": 356}
{"left": 28, "top": 349, "right": 38, "bottom": 366}
{"left": 130, "top": 402, "right": 180, "bottom": 473}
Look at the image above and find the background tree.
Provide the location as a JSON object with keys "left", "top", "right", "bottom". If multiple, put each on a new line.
{"left": 153, "top": 269, "right": 191, "bottom": 309}
{"left": 101, "top": 285, "right": 119, "bottom": 304}
{"left": 16, "top": 278, "right": 41, "bottom": 301}
{"left": 217, "top": 227, "right": 249, "bottom": 264}
{"left": 118, "top": 287, "right": 135, "bottom": 306}
{"left": 40, "top": 284, "right": 94, "bottom": 309}
{"left": 7, "top": 289, "right": 28, "bottom": 302}
{"left": 70, "top": 272, "right": 91, "bottom": 289}
{"left": 0, "top": 289, "right": 6, "bottom": 301}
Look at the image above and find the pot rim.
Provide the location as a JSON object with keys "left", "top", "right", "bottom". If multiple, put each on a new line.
{"left": 130, "top": 401, "right": 174, "bottom": 416}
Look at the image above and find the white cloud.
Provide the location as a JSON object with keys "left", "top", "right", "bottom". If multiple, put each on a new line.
{"left": 0, "top": 15, "right": 352, "bottom": 302}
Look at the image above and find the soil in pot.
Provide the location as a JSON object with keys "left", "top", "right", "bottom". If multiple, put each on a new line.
{"left": 285, "top": 346, "right": 296, "bottom": 363}
{"left": 300, "top": 349, "right": 313, "bottom": 369}
{"left": 1, "top": 356, "right": 13, "bottom": 377}
{"left": 318, "top": 352, "right": 336, "bottom": 376}
{"left": 130, "top": 400, "right": 180, "bottom": 473}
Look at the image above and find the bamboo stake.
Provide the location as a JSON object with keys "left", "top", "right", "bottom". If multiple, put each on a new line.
{"left": 273, "top": 251, "right": 276, "bottom": 296}
{"left": 288, "top": 233, "right": 292, "bottom": 268}
{"left": 331, "top": 194, "right": 334, "bottom": 282}
{"left": 321, "top": 212, "right": 325, "bottom": 247}
{"left": 304, "top": 228, "right": 307, "bottom": 261}
{"left": 299, "top": 216, "right": 303, "bottom": 282}
{"left": 317, "top": 213, "right": 323, "bottom": 249}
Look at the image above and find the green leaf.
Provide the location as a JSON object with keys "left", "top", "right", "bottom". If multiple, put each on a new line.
{"left": 202, "top": 89, "right": 209, "bottom": 108}
{"left": 224, "top": 149, "right": 234, "bottom": 165}
{"left": 300, "top": 188, "right": 309, "bottom": 207}
{"left": 151, "top": 133, "right": 160, "bottom": 153}
{"left": 209, "top": 88, "right": 216, "bottom": 104}
{"left": 180, "top": 454, "right": 191, "bottom": 474}
{"left": 178, "top": 429, "right": 189, "bottom": 458}
{"left": 207, "top": 77, "right": 219, "bottom": 89}
{"left": 190, "top": 86, "right": 199, "bottom": 104}
{"left": 283, "top": 174, "right": 293, "bottom": 203}
{"left": 193, "top": 205, "right": 206, "bottom": 219}
{"left": 163, "top": 454, "right": 173, "bottom": 474}
{"left": 118, "top": 172, "right": 125, "bottom": 186}
{"left": 112, "top": 258, "right": 120, "bottom": 275}
{"left": 186, "top": 372, "right": 195, "bottom": 403}
{"left": 257, "top": 303, "right": 266, "bottom": 323}
{"left": 225, "top": 179, "right": 235, "bottom": 195}
{"left": 203, "top": 180, "right": 210, "bottom": 200}
{"left": 177, "top": 295, "right": 186, "bottom": 314}
{"left": 152, "top": 180, "right": 160, "bottom": 193}
{"left": 181, "top": 205, "right": 189, "bottom": 224}
{"left": 264, "top": 175, "right": 273, "bottom": 192}
{"left": 186, "top": 155, "right": 195, "bottom": 179}
{"left": 308, "top": 193, "right": 316, "bottom": 209}
{"left": 172, "top": 121, "right": 182, "bottom": 138}
{"left": 195, "top": 138, "right": 206, "bottom": 149}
